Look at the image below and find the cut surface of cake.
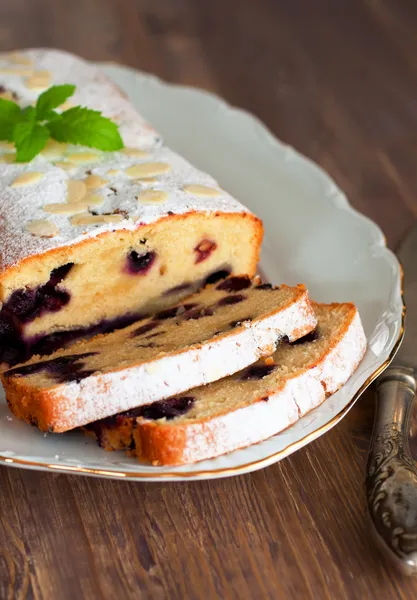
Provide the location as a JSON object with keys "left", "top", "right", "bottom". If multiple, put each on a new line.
{"left": 84, "top": 302, "right": 367, "bottom": 465}
{"left": 2, "top": 276, "right": 316, "bottom": 432}
{"left": 0, "top": 49, "right": 262, "bottom": 366}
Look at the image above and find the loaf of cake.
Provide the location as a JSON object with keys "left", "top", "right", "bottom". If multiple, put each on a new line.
{"left": 2, "top": 276, "right": 317, "bottom": 432}
{"left": 0, "top": 49, "right": 263, "bottom": 366}
{"left": 84, "top": 302, "right": 366, "bottom": 464}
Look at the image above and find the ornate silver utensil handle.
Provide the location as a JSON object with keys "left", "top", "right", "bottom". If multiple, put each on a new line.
{"left": 366, "top": 366, "right": 417, "bottom": 574}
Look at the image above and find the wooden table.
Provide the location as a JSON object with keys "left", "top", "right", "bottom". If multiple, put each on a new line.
{"left": 0, "top": 1, "right": 416, "bottom": 598}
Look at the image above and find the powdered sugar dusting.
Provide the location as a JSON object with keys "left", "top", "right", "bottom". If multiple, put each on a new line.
{"left": 5, "top": 288, "right": 317, "bottom": 431}
{"left": 168, "top": 307, "right": 367, "bottom": 464}
{"left": 0, "top": 49, "right": 252, "bottom": 272}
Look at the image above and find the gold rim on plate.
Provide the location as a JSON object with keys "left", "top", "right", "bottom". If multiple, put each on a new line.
{"left": 0, "top": 267, "right": 405, "bottom": 480}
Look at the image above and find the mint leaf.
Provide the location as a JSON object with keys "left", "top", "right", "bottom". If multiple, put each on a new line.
{"left": 13, "top": 122, "right": 49, "bottom": 162}
{"left": 48, "top": 106, "right": 123, "bottom": 151}
{"left": 36, "top": 84, "right": 75, "bottom": 121}
{"left": 22, "top": 106, "right": 36, "bottom": 121}
{"left": 0, "top": 98, "right": 23, "bottom": 142}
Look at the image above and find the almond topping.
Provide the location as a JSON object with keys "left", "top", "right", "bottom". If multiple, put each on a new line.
{"left": 183, "top": 184, "right": 221, "bottom": 197}
{"left": 264, "top": 357, "right": 275, "bottom": 366}
{"left": 43, "top": 202, "right": 89, "bottom": 215}
{"left": 66, "top": 152, "right": 101, "bottom": 164}
{"left": 41, "top": 140, "right": 68, "bottom": 158}
{"left": 0, "top": 67, "right": 33, "bottom": 76}
{"left": 84, "top": 194, "right": 104, "bottom": 207}
{"left": 8, "top": 52, "right": 33, "bottom": 65}
{"left": 122, "top": 147, "right": 149, "bottom": 158}
{"left": 26, "top": 70, "right": 51, "bottom": 89}
{"left": 137, "top": 190, "right": 168, "bottom": 204}
{"left": 26, "top": 219, "right": 58, "bottom": 238}
{"left": 107, "top": 169, "right": 120, "bottom": 176}
{"left": 84, "top": 174, "right": 108, "bottom": 189}
{"left": 70, "top": 214, "right": 123, "bottom": 226}
{"left": 66, "top": 180, "right": 87, "bottom": 203}
{"left": 55, "top": 162, "right": 76, "bottom": 171}
{"left": 0, "top": 154, "right": 16, "bottom": 164}
{"left": 0, "top": 90, "right": 15, "bottom": 101}
{"left": 10, "top": 172, "right": 43, "bottom": 187}
{"left": 125, "top": 162, "right": 170, "bottom": 178}
{"left": 59, "top": 100, "right": 74, "bottom": 110}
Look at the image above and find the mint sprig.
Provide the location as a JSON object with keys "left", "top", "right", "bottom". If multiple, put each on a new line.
{"left": 0, "top": 84, "right": 124, "bottom": 162}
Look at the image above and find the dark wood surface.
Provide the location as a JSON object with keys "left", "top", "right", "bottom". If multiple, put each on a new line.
{"left": 0, "top": 0, "right": 415, "bottom": 598}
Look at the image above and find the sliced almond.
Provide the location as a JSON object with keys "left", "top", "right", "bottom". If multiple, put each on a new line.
{"left": 26, "top": 70, "right": 51, "bottom": 89}
{"left": 0, "top": 67, "right": 33, "bottom": 76}
{"left": 2, "top": 153, "right": 16, "bottom": 164}
{"left": 8, "top": 52, "right": 33, "bottom": 65}
{"left": 107, "top": 169, "right": 120, "bottom": 176}
{"left": 84, "top": 193, "right": 104, "bottom": 207}
{"left": 55, "top": 161, "right": 76, "bottom": 171}
{"left": 10, "top": 172, "right": 43, "bottom": 187}
{"left": 84, "top": 174, "right": 108, "bottom": 189}
{"left": 66, "top": 180, "right": 87, "bottom": 203}
{"left": 70, "top": 213, "right": 123, "bottom": 226}
{"left": 183, "top": 184, "right": 221, "bottom": 197}
{"left": 59, "top": 100, "right": 74, "bottom": 110}
{"left": 41, "top": 140, "right": 68, "bottom": 159}
{"left": 125, "top": 162, "right": 170, "bottom": 179}
{"left": 122, "top": 147, "right": 149, "bottom": 158}
{"left": 139, "top": 177, "right": 158, "bottom": 184}
{"left": 43, "top": 202, "right": 88, "bottom": 215}
{"left": 0, "top": 90, "right": 15, "bottom": 101}
{"left": 66, "top": 152, "right": 100, "bottom": 164}
{"left": 137, "top": 190, "right": 168, "bottom": 204}
{"left": 26, "top": 219, "right": 58, "bottom": 238}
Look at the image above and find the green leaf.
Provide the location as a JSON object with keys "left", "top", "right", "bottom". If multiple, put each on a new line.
{"left": 48, "top": 106, "right": 123, "bottom": 151}
{"left": 0, "top": 98, "right": 23, "bottom": 141}
{"left": 36, "top": 84, "right": 75, "bottom": 121}
{"left": 22, "top": 106, "right": 36, "bottom": 121}
{"left": 13, "top": 122, "right": 49, "bottom": 162}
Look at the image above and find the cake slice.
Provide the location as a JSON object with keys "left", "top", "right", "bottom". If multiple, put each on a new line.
{"left": 84, "top": 303, "right": 366, "bottom": 465}
{"left": 0, "top": 48, "right": 262, "bottom": 366}
{"left": 2, "top": 276, "right": 316, "bottom": 432}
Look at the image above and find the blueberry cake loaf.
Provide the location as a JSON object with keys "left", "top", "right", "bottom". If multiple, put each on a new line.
{"left": 0, "top": 49, "right": 263, "bottom": 366}
{"left": 84, "top": 303, "right": 366, "bottom": 465}
{"left": 2, "top": 276, "right": 316, "bottom": 432}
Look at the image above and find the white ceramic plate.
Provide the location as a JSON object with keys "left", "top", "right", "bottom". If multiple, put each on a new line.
{"left": 0, "top": 64, "right": 404, "bottom": 481}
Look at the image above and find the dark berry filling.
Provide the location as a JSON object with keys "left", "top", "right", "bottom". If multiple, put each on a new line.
{"left": 182, "top": 307, "right": 214, "bottom": 320}
{"left": 131, "top": 322, "right": 159, "bottom": 337}
{"left": 240, "top": 364, "right": 277, "bottom": 380}
{"left": 5, "top": 352, "right": 97, "bottom": 384}
{"left": 216, "top": 276, "right": 251, "bottom": 292}
{"left": 217, "top": 294, "right": 247, "bottom": 306}
{"left": 4, "top": 262, "right": 74, "bottom": 324}
{"left": 256, "top": 283, "right": 274, "bottom": 290}
{"left": 89, "top": 396, "right": 195, "bottom": 434}
{"left": 163, "top": 283, "right": 193, "bottom": 296}
{"left": 125, "top": 250, "right": 156, "bottom": 275}
{"left": 0, "top": 310, "right": 145, "bottom": 367}
{"left": 204, "top": 268, "right": 232, "bottom": 286}
{"left": 155, "top": 303, "right": 199, "bottom": 320}
{"left": 290, "top": 329, "right": 320, "bottom": 345}
{"left": 136, "top": 342, "right": 158, "bottom": 349}
{"left": 194, "top": 239, "right": 217, "bottom": 264}
{"left": 131, "top": 396, "right": 195, "bottom": 420}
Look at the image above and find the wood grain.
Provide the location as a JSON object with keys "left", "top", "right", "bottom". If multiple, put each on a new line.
{"left": 0, "top": 0, "right": 415, "bottom": 597}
